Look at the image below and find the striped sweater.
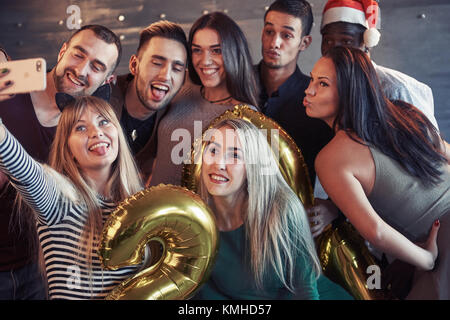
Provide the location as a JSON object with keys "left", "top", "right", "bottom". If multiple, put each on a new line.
{"left": 0, "top": 128, "right": 139, "bottom": 299}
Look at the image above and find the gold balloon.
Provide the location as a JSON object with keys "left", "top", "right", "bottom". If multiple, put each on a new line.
{"left": 316, "top": 219, "right": 387, "bottom": 300}
{"left": 182, "top": 104, "right": 315, "bottom": 208}
{"left": 98, "top": 184, "right": 219, "bottom": 300}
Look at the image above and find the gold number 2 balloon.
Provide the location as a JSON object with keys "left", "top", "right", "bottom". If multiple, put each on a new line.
{"left": 98, "top": 184, "right": 219, "bottom": 300}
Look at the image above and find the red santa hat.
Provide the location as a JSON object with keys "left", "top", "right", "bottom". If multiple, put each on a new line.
{"left": 321, "top": 0, "right": 381, "bottom": 48}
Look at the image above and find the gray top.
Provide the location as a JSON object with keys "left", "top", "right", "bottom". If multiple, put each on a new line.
{"left": 367, "top": 146, "right": 449, "bottom": 242}
{"left": 367, "top": 145, "right": 449, "bottom": 299}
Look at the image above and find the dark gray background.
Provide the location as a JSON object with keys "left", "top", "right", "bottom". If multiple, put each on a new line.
{"left": 1, "top": 0, "right": 449, "bottom": 139}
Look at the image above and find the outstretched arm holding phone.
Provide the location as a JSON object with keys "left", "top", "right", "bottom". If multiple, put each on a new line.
{"left": 0, "top": 49, "right": 13, "bottom": 189}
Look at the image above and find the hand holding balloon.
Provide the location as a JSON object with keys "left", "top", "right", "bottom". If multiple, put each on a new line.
{"left": 98, "top": 184, "right": 219, "bottom": 300}
{"left": 308, "top": 198, "right": 339, "bottom": 237}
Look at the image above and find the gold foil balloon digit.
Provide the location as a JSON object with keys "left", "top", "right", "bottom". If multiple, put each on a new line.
{"left": 317, "top": 219, "right": 388, "bottom": 300}
{"left": 98, "top": 184, "right": 219, "bottom": 300}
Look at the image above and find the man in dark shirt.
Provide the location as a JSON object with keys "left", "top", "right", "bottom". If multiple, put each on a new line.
{"left": 254, "top": 1, "right": 357, "bottom": 300}
{"left": 110, "top": 21, "right": 188, "bottom": 184}
{"left": 0, "top": 25, "right": 121, "bottom": 299}
{"left": 256, "top": 0, "right": 337, "bottom": 237}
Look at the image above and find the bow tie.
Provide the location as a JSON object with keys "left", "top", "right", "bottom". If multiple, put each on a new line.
{"left": 54, "top": 83, "right": 111, "bottom": 112}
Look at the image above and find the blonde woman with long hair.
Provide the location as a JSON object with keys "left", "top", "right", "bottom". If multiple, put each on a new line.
{"left": 194, "top": 118, "right": 321, "bottom": 299}
{"left": 0, "top": 95, "right": 143, "bottom": 299}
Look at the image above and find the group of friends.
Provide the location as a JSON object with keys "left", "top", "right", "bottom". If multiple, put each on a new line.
{"left": 0, "top": 0, "right": 448, "bottom": 300}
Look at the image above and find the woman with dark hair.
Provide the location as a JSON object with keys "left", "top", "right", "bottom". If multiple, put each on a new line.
{"left": 304, "top": 46, "right": 449, "bottom": 299}
{"left": 149, "top": 12, "right": 260, "bottom": 187}
{"left": 187, "top": 12, "right": 259, "bottom": 107}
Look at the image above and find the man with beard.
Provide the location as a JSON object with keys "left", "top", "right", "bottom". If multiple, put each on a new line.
{"left": 0, "top": 25, "right": 120, "bottom": 299}
{"left": 110, "top": 21, "right": 188, "bottom": 183}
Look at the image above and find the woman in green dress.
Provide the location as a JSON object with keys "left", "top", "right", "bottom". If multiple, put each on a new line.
{"left": 194, "top": 118, "right": 350, "bottom": 299}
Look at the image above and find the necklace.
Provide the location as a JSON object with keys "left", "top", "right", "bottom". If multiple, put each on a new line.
{"left": 200, "top": 86, "right": 232, "bottom": 104}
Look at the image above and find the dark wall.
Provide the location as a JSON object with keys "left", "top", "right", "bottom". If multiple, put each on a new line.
{"left": 1, "top": 0, "right": 449, "bottom": 139}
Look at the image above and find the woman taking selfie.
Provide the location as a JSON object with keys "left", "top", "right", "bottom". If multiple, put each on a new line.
{"left": 0, "top": 95, "right": 143, "bottom": 299}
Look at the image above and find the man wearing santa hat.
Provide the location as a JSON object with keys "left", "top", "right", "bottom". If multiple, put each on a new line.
{"left": 320, "top": 0, "right": 438, "bottom": 130}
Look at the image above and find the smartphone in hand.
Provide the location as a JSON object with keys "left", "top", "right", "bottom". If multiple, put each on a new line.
{"left": 0, "top": 58, "right": 47, "bottom": 95}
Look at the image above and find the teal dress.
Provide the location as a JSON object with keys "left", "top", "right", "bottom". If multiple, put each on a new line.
{"left": 194, "top": 225, "right": 352, "bottom": 300}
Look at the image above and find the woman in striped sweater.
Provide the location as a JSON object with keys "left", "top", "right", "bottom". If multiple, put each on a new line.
{"left": 0, "top": 95, "right": 144, "bottom": 299}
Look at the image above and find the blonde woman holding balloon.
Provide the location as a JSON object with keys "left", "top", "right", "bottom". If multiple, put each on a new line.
{"left": 193, "top": 118, "right": 351, "bottom": 299}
